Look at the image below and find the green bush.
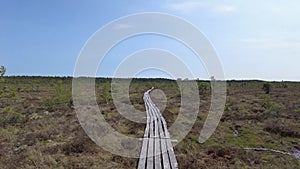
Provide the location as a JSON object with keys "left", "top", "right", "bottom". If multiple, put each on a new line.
{"left": 0, "top": 107, "right": 24, "bottom": 127}
{"left": 198, "top": 82, "right": 210, "bottom": 95}
{"left": 295, "top": 108, "right": 300, "bottom": 114}
{"left": 0, "top": 66, "right": 5, "bottom": 83}
{"left": 0, "top": 65, "right": 6, "bottom": 77}
{"left": 45, "top": 80, "right": 72, "bottom": 110}
{"left": 260, "top": 95, "right": 285, "bottom": 117}
{"left": 262, "top": 82, "right": 272, "bottom": 94}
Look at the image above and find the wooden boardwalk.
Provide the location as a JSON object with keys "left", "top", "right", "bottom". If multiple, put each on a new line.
{"left": 137, "top": 89, "right": 178, "bottom": 169}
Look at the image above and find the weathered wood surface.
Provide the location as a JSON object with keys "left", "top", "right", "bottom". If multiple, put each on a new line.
{"left": 138, "top": 89, "right": 178, "bottom": 169}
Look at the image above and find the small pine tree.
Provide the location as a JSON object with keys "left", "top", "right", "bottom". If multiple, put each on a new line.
{"left": 0, "top": 66, "right": 6, "bottom": 82}
{"left": 0, "top": 66, "right": 5, "bottom": 77}
{"left": 199, "top": 82, "right": 210, "bottom": 95}
{"left": 263, "top": 82, "right": 271, "bottom": 94}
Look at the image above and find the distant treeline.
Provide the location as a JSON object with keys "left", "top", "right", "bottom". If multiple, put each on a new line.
{"left": 2, "top": 76, "right": 299, "bottom": 83}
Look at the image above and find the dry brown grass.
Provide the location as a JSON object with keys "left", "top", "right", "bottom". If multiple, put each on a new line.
{"left": 0, "top": 77, "right": 299, "bottom": 168}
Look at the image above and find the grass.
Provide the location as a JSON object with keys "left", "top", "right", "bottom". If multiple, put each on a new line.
{"left": 0, "top": 77, "right": 299, "bottom": 168}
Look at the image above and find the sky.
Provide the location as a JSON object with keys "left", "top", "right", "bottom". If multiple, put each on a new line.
{"left": 1, "top": 0, "right": 300, "bottom": 81}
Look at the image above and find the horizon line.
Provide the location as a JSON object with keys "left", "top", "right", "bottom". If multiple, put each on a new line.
{"left": 3, "top": 75, "right": 300, "bottom": 82}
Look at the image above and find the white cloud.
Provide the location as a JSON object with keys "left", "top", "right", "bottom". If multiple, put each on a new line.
{"left": 213, "top": 5, "right": 236, "bottom": 13}
{"left": 166, "top": 1, "right": 205, "bottom": 13}
{"left": 235, "top": 37, "right": 300, "bottom": 59}
{"left": 239, "top": 37, "right": 300, "bottom": 55}
{"left": 165, "top": 1, "right": 236, "bottom": 14}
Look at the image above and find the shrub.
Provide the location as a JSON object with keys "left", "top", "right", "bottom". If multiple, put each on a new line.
{"left": 0, "top": 65, "right": 6, "bottom": 77}
{"left": 0, "top": 65, "right": 5, "bottom": 84}
{"left": 262, "top": 82, "right": 271, "bottom": 94}
{"left": 0, "top": 107, "right": 24, "bottom": 127}
{"left": 199, "top": 82, "right": 210, "bottom": 95}
{"left": 295, "top": 108, "right": 300, "bottom": 114}
{"left": 260, "top": 95, "right": 285, "bottom": 118}
{"left": 45, "top": 80, "right": 72, "bottom": 110}
{"left": 62, "top": 130, "right": 97, "bottom": 155}
{"left": 264, "top": 119, "right": 300, "bottom": 137}
{"left": 206, "top": 145, "right": 230, "bottom": 157}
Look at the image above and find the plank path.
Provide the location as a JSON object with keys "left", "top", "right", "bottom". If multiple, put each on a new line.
{"left": 137, "top": 88, "right": 178, "bottom": 169}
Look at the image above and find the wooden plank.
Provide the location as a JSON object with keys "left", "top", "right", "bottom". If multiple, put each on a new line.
{"left": 151, "top": 98, "right": 178, "bottom": 169}
{"left": 137, "top": 137, "right": 148, "bottom": 169}
{"left": 150, "top": 100, "right": 171, "bottom": 169}
{"left": 160, "top": 113, "right": 178, "bottom": 169}
{"left": 156, "top": 111, "right": 171, "bottom": 169}
{"left": 165, "top": 136, "right": 178, "bottom": 168}
{"left": 137, "top": 118, "right": 149, "bottom": 169}
{"left": 138, "top": 89, "right": 178, "bottom": 169}
{"left": 152, "top": 108, "right": 162, "bottom": 169}
{"left": 138, "top": 94, "right": 151, "bottom": 169}
{"left": 147, "top": 98, "right": 154, "bottom": 169}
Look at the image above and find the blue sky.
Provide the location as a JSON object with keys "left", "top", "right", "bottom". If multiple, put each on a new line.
{"left": 1, "top": 0, "right": 300, "bottom": 81}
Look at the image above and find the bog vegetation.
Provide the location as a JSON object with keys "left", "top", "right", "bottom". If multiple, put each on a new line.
{"left": 0, "top": 76, "right": 299, "bottom": 168}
